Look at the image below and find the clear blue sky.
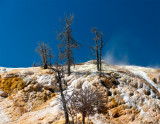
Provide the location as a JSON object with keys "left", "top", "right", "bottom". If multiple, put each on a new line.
{"left": 0, "top": 0, "right": 159, "bottom": 67}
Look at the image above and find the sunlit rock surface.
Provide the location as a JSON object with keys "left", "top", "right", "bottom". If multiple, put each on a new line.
{"left": 0, "top": 61, "right": 160, "bottom": 124}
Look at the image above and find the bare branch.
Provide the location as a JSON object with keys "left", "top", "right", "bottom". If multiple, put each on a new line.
{"left": 35, "top": 41, "right": 54, "bottom": 69}
{"left": 57, "top": 13, "right": 80, "bottom": 75}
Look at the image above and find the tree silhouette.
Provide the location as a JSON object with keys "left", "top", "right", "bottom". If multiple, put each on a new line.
{"left": 52, "top": 62, "right": 70, "bottom": 124}
{"left": 57, "top": 14, "right": 79, "bottom": 75}
{"left": 91, "top": 28, "right": 105, "bottom": 75}
{"left": 35, "top": 42, "right": 53, "bottom": 69}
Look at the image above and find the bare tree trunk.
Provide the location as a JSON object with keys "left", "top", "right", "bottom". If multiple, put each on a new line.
{"left": 58, "top": 14, "right": 79, "bottom": 75}
{"left": 82, "top": 113, "right": 85, "bottom": 124}
{"left": 53, "top": 63, "right": 70, "bottom": 124}
{"left": 99, "top": 52, "right": 102, "bottom": 77}
{"left": 67, "top": 29, "right": 71, "bottom": 76}
{"left": 36, "top": 42, "right": 53, "bottom": 69}
{"left": 91, "top": 27, "right": 105, "bottom": 73}
{"left": 100, "top": 55, "right": 102, "bottom": 72}
{"left": 99, "top": 36, "right": 104, "bottom": 77}
{"left": 49, "top": 55, "right": 52, "bottom": 67}
{"left": 96, "top": 39, "right": 99, "bottom": 71}
{"left": 99, "top": 42, "right": 102, "bottom": 76}
{"left": 43, "top": 63, "right": 48, "bottom": 69}
{"left": 58, "top": 80, "right": 70, "bottom": 124}
{"left": 44, "top": 58, "right": 47, "bottom": 69}
{"left": 49, "top": 57, "right": 52, "bottom": 67}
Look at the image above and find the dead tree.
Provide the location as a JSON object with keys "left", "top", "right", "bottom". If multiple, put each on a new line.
{"left": 57, "top": 14, "right": 79, "bottom": 75}
{"left": 91, "top": 27, "right": 100, "bottom": 71}
{"left": 64, "top": 90, "right": 77, "bottom": 124}
{"left": 36, "top": 42, "right": 53, "bottom": 69}
{"left": 70, "top": 87, "right": 106, "bottom": 124}
{"left": 99, "top": 32, "right": 105, "bottom": 73}
{"left": 53, "top": 63, "right": 70, "bottom": 124}
{"left": 48, "top": 49, "right": 54, "bottom": 67}
{"left": 91, "top": 28, "right": 105, "bottom": 74}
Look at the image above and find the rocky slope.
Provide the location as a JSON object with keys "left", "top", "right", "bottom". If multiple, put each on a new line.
{"left": 0, "top": 60, "right": 160, "bottom": 124}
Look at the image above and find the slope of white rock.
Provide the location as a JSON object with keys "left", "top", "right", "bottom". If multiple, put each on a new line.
{"left": 131, "top": 70, "right": 160, "bottom": 92}
{"left": 0, "top": 61, "right": 160, "bottom": 124}
{"left": 123, "top": 65, "right": 160, "bottom": 92}
{"left": 0, "top": 108, "right": 10, "bottom": 124}
{"left": 0, "top": 97, "right": 11, "bottom": 124}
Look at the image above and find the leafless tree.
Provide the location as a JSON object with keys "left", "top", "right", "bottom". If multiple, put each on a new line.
{"left": 99, "top": 32, "right": 105, "bottom": 73}
{"left": 57, "top": 14, "right": 79, "bottom": 75}
{"left": 63, "top": 90, "right": 78, "bottom": 124}
{"left": 35, "top": 42, "right": 54, "bottom": 69}
{"left": 48, "top": 49, "right": 54, "bottom": 67}
{"left": 70, "top": 87, "right": 107, "bottom": 124}
{"left": 91, "top": 27, "right": 100, "bottom": 71}
{"left": 91, "top": 28, "right": 105, "bottom": 74}
{"left": 52, "top": 62, "right": 70, "bottom": 124}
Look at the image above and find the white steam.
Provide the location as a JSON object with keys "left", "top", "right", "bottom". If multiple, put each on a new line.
{"left": 104, "top": 51, "right": 129, "bottom": 65}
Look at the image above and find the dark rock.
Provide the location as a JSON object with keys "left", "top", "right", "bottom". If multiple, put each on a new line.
{"left": 108, "top": 90, "right": 112, "bottom": 96}
{"left": 153, "top": 78, "right": 157, "bottom": 84}
{"left": 0, "top": 90, "right": 8, "bottom": 97}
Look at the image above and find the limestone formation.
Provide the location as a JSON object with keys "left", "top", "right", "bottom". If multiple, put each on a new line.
{"left": 0, "top": 61, "right": 159, "bottom": 124}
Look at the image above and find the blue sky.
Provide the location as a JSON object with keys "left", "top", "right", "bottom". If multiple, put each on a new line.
{"left": 0, "top": 0, "right": 159, "bottom": 67}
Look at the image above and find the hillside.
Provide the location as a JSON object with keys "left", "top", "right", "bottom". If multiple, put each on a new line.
{"left": 0, "top": 60, "right": 160, "bottom": 124}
